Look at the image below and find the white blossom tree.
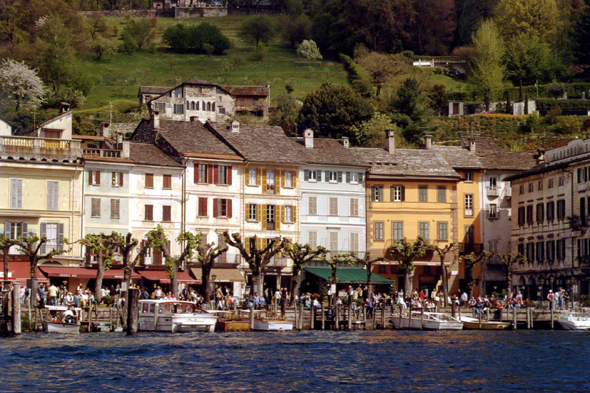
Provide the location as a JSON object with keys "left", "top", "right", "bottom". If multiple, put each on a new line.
{"left": 297, "top": 40, "right": 322, "bottom": 60}
{"left": 0, "top": 59, "right": 45, "bottom": 112}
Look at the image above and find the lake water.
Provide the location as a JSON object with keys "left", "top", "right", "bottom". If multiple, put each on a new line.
{"left": 0, "top": 330, "right": 588, "bottom": 392}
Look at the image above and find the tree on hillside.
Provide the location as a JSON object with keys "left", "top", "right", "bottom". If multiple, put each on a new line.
{"left": 388, "top": 77, "right": 429, "bottom": 122}
{"left": 350, "top": 112, "right": 403, "bottom": 148}
{"left": 239, "top": 15, "right": 275, "bottom": 47}
{"left": 79, "top": 233, "right": 116, "bottom": 303}
{"left": 40, "top": 16, "right": 75, "bottom": 100}
{"left": 350, "top": 252, "right": 384, "bottom": 297}
{"left": 283, "top": 241, "right": 327, "bottom": 305}
{"left": 462, "top": 250, "right": 493, "bottom": 298}
{"left": 120, "top": 18, "right": 155, "bottom": 52}
{"left": 574, "top": 0, "right": 590, "bottom": 69}
{"left": 197, "top": 238, "right": 228, "bottom": 306}
{"left": 86, "top": 15, "right": 108, "bottom": 41}
{"left": 269, "top": 93, "right": 300, "bottom": 135}
{"left": 0, "top": 59, "right": 45, "bottom": 111}
{"left": 224, "top": 232, "right": 287, "bottom": 295}
{"left": 504, "top": 33, "right": 563, "bottom": 85}
{"left": 429, "top": 243, "right": 455, "bottom": 306}
{"left": 404, "top": 0, "right": 457, "bottom": 55}
{"left": 297, "top": 39, "right": 322, "bottom": 60}
{"left": 297, "top": 84, "right": 373, "bottom": 144}
{"left": 494, "top": 0, "right": 559, "bottom": 46}
{"left": 358, "top": 52, "right": 411, "bottom": 96}
{"left": 469, "top": 20, "right": 504, "bottom": 111}
{"left": 282, "top": 14, "right": 312, "bottom": 49}
{"left": 454, "top": 0, "right": 500, "bottom": 46}
{"left": 387, "top": 237, "right": 429, "bottom": 296}
{"left": 91, "top": 36, "right": 117, "bottom": 62}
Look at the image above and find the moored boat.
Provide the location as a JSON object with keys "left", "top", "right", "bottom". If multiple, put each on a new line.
{"left": 138, "top": 300, "right": 217, "bottom": 333}
{"left": 390, "top": 311, "right": 424, "bottom": 330}
{"left": 240, "top": 310, "right": 293, "bottom": 331}
{"left": 459, "top": 316, "right": 510, "bottom": 330}
{"left": 42, "top": 321, "right": 79, "bottom": 333}
{"left": 557, "top": 313, "right": 590, "bottom": 331}
{"left": 422, "top": 313, "right": 463, "bottom": 330}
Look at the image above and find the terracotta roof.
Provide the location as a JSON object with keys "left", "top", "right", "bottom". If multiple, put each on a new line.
{"left": 294, "top": 138, "right": 369, "bottom": 167}
{"left": 138, "top": 86, "right": 172, "bottom": 97}
{"left": 351, "top": 147, "right": 459, "bottom": 179}
{"left": 222, "top": 85, "right": 269, "bottom": 97}
{"left": 457, "top": 136, "right": 538, "bottom": 171}
{"left": 129, "top": 142, "right": 183, "bottom": 167}
{"left": 133, "top": 119, "right": 241, "bottom": 158}
{"left": 207, "top": 122, "right": 304, "bottom": 164}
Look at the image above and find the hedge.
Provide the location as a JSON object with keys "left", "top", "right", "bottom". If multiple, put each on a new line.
{"left": 504, "top": 83, "right": 590, "bottom": 100}
{"left": 339, "top": 54, "right": 374, "bottom": 97}
{"left": 536, "top": 99, "right": 590, "bottom": 111}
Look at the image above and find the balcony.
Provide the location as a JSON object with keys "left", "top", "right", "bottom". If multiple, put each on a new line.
{"left": 503, "top": 187, "right": 512, "bottom": 199}
{"left": 0, "top": 136, "right": 82, "bottom": 159}
{"left": 459, "top": 243, "right": 483, "bottom": 254}
{"left": 267, "top": 257, "right": 288, "bottom": 267}
{"left": 487, "top": 186, "right": 500, "bottom": 197}
{"left": 83, "top": 149, "right": 121, "bottom": 158}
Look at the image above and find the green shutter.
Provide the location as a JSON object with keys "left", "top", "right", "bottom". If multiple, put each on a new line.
{"left": 337, "top": 171, "right": 343, "bottom": 183}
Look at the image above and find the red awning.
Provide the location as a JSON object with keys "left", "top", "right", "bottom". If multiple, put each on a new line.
{"left": 2, "top": 261, "right": 48, "bottom": 284}
{"left": 103, "top": 269, "right": 141, "bottom": 280}
{"left": 139, "top": 270, "right": 200, "bottom": 284}
{"left": 40, "top": 267, "right": 97, "bottom": 279}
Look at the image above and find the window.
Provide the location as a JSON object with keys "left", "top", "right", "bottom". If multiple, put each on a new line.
{"left": 437, "top": 186, "right": 446, "bottom": 203}
{"left": 538, "top": 181, "right": 543, "bottom": 191}
{"left": 438, "top": 222, "right": 448, "bottom": 241}
{"left": 173, "top": 86, "right": 183, "bottom": 98}
{"left": 214, "top": 199, "right": 232, "bottom": 218}
{"left": 374, "top": 222, "right": 384, "bottom": 241}
{"left": 464, "top": 194, "right": 473, "bottom": 216}
{"left": 174, "top": 104, "right": 184, "bottom": 114}
{"left": 465, "top": 172, "right": 473, "bottom": 181}
{"left": 559, "top": 177, "right": 565, "bottom": 186}
{"left": 91, "top": 198, "right": 101, "bottom": 218}
{"left": 519, "top": 185, "right": 525, "bottom": 194}
{"left": 163, "top": 206, "right": 171, "bottom": 222}
{"left": 548, "top": 179, "right": 554, "bottom": 188}
{"left": 163, "top": 175, "right": 172, "bottom": 189}
{"left": 526, "top": 205, "right": 534, "bottom": 224}
{"left": 10, "top": 179, "right": 23, "bottom": 209}
{"left": 419, "top": 222, "right": 430, "bottom": 240}
{"left": 207, "top": 102, "right": 211, "bottom": 111}
{"left": 378, "top": 265, "right": 387, "bottom": 274}
{"left": 547, "top": 240, "right": 555, "bottom": 261}
{"left": 372, "top": 186, "right": 384, "bottom": 202}
{"left": 329, "top": 197, "right": 338, "bottom": 216}
{"left": 112, "top": 172, "right": 123, "bottom": 187}
{"left": 249, "top": 169, "right": 257, "bottom": 186}
{"left": 219, "top": 107, "right": 225, "bottom": 114}
{"left": 518, "top": 206, "right": 526, "bottom": 226}
{"left": 350, "top": 172, "right": 358, "bottom": 183}
{"left": 198, "top": 197, "right": 207, "bottom": 217}
{"left": 111, "top": 199, "right": 120, "bottom": 219}
{"left": 218, "top": 166, "right": 230, "bottom": 185}
{"left": 308, "top": 170, "right": 317, "bottom": 181}
{"left": 489, "top": 204, "right": 498, "bottom": 219}
{"left": 557, "top": 199, "right": 566, "bottom": 220}
{"left": 89, "top": 171, "right": 101, "bottom": 186}
{"left": 526, "top": 243, "right": 534, "bottom": 262}
{"left": 47, "top": 181, "right": 59, "bottom": 210}
{"left": 284, "top": 206, "right": 293, "bottom": 222}
{"left": 145, "top": 174, "right": 154, "bottom": 188}
{"left": 196, "top": 164, "right": 208, "bottom": 183}
{"left": 240, "top": 99, "right": 245, "bottom": 107}
{"left": 489, "top": 176, "right": 497, "bottom": 188}
{"left": 518, "top": 243, "right": 525, "bottom": 256}
{"left": 4, "top": 222, "right": 27, "bottom": 239}
{"left": 308, "top": 231, "right": 318, "bottom": 250}
{"left": 329, "top": 232, "right": 338, "bottom": 253}
{"left": 393, "top": 222, "right": 403, "bottom": 240}
{"left": 309, "top": 197, "right": 317, "bottom": 215}
{"left": 350, "top": 233, "right": 359, "bottom": 253}
{"left": 419, "top": 185, "right": 428, "bottom": 202}
{"left": 266, "top": 205, "right": 275, "bottom": 227}
{"left": 41, "top": 223, "right": 63, "bottom": 253}
{"left": 528, "top": 183, "right": 534, "bottom": 192}
{"left": 464, "top": 226, "right": 474, "bottom": 244}
{"left": 284, "top": 171, "right": 293, "bottom": 188}
{"left": 391, "top": 185, "right": 404, "bottom": 202}
{"left": 266, "top": 169, "right": 275, "bottom": 194}
{"left": 546, "top": 201, "right": 555, "bottom": 221}
{"left": 557, "top": 239, "right": 566, "bottom": 260}
{"left": 329, "top": 171, "right": 338, "bottom": 182}
{"left": 350, "top": 198, "right": 359, "bottom": 217}
{"left": 536, "top": 203, "right": 544, "bottom": 223}
{"left": 536, "top": 242, "right": 544, "bottom": 262}
{"left": 145, "top": 205, "right": 153, "bottom": 221}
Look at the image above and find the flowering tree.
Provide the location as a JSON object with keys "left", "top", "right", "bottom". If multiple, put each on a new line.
{"left": 297, "top": 40, "right": 322, "bottom": 60}
{"left": 0, "top": 59, "right": 45, "bottom": 112}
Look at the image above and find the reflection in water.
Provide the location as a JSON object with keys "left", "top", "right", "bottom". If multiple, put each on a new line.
{"left": 1, "top": 330, "right": 589, "bottom": 392}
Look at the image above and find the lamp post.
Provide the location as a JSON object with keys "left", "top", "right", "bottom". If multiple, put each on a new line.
{"left": 540, "top": 278, "right": 545, "bottom": 306}
{"left": 570, "top": 277, "right": 576, "bottom": 310}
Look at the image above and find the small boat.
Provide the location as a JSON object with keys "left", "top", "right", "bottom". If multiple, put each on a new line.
{"left": 43, "top": 321, "right": 79, "bottom": 333}
{"left": 241, "top": 310, "right": 293, "bottom": 331}
{"left": 390, "top": 311, "right": 424, "bottom": 330}
{"left": 138, "top": 300, "right": 217, "bottom": 333}
{"left": 422, "top": 313, "right": 463, "bottom": 331}
{"left": 460, "top": 316, "right": 510, "bottom": 330}
{"left": 557, "top": 313, "right": 590, "bottom": 331}
{"left": 211, "top": 310, "right": 251, "bottom": 332}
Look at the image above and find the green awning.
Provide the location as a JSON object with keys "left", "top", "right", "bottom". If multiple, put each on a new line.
{"left": 303, "top": 268, "right": 394, "bottom": 284}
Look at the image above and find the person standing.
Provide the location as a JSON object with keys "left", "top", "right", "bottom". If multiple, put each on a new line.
{"left": 281, "top": 288, "right": 287, "bottom": 319}
{"left": 48, "top": 283, "right": 58, "bottom": 306}
{"left": 558, "top": 287, "right": 565, "bottom": 310}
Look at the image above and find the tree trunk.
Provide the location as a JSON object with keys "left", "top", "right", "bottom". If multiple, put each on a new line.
{"left": 30, "top": 267, "right": 38, "bottom": 308}
{"left": 3, "top": 246, "right": 9, "bottom": 287}
{"left": 123, "top": 267, "right": 132, "bottom": 306}
{"left": 404, "top": 269, "right": 412, "bottom": 296}
{"left": 289, "top": 274, "right": 301, "bottom": 306}
{"left": 441, "top": 258, "right": 449, "bottom": 307}
{"left": 171, "top": 263, "right": 179, "bottom": 299}
{"left": 200, "top": 263, "right": 212, "bottom": 305}
{"left": 465, "top": 264, "right": 475, "bottom": 299}
{"left": 367, "top": 267, "right": 373, "bottom": 298}
{"left": 95, "top": 255, "right": 105, "bottom": 303}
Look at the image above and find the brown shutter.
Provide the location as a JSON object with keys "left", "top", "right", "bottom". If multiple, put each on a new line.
{"left": 194, "top": 164, "right": 199, "bottom": 184}
{"left": 261, "top": 204, "right": 267, "bottom": 230}
{"left": 198, "top": 197, "right": 207, "bottom": 217}
{"left": 112, "top": 172, "right": 116, "bottom": 186}
{"left": 119, "top": 172, "right": 124, "bottom": 187}
{"left": 275, "top": 206, "right": 281, "bottom": 231}
{"left": 401, "top": 186, "right": 406, "bottom": 201}
{"left": 257, "top": 204, "right": 262, "bottom": 222}
{"left": 262, "top": 169, "right": 267, "bottom": 194}
{"left": 275, "top": 170, "right": 281, "bottom": 195}
{"left": 228, "top": 166, "right": 232, "bottom": 185}
{"left": 257, "top": 237, "right": 263, "bottom": 251}
{"left": 96, "top": 171, "right": 101, "bottom": 185}
{"left": 246, "top": 237, "right": 251, "bottom": 254}
{"left": 163, "top": 205, "right": 171, "bottom": 222}
{"left": 163, "top": 175, "right": 171, "bottom": 189}
{"left": 246, "top": 203, "right": 250, "bottom": 220}
{"left": 145, "top": 204, "right": 153, "bottom": 221}
{"left": 256, "top": 169, "right": 260, "bottom": 185}
{"left": 213, "top": 165, "right": 219, "bottom": 184}
{"left": 228, "top": 199, "right": 233, "bottom": 218}
{"left": 292, "top": 205, "right": 297, "bottom": 223}
{"left": 208, "top": 165, "right": 214, "bottom": 184}
{"left": 291, "top": 170, "right": 297, "bottom": 188}
{"left": 213, "top": 198, "right": 218, "bottom": 218}
{"left": 245, "top": 168, "right": 250, "bottom": 185}
{"left": 146, "top": 174, "right": 153, "bottom": 188}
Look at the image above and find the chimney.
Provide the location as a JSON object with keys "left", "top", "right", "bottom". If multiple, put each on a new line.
{"left": 101, "top": 122, "right": 111, "bottom": 139}
{"left": 121, "top": 141, "right": 130, "bottom": 158}
{"left": 304, "top": 129, "right": 314, "bottom": 149}
{"left": 59, "top": 102, "right": 70, "bottom": 114}
{"left": 266, "top": 82, "right": 271, "bottom": 106}
{"left": 190, "top": 116, "right": 197, "bottom": 122}
{"left": 151, "top": 111, "right": 160, "bottom": 129}
{"left": 424, "top": 135, "right": 432, "bottom": 150}
{"left": 469, "top": 140, "right": 476, "bottom": 152}
{"left": 231, "top": 120, "right": 240, "bottom": 133}
{"left": 342, "top": 136, "right": 349, "bottom": 148}
{"left": 385, "top": 130, "right": 395, "bottom": 153}
{"left": 116, "top": 132, "right": 123, "bottom": 145}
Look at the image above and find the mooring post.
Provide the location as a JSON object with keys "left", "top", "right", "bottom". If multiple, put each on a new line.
{"left": 478, "top": 310, "right": 482, "bottom": 329}
{"left": 513, "top": 307, "right": 517, "bottom": 330}
{"left": 126, "top": 288, "right": 139, "bottom": 335}
{"left": 348, "top": 297, "right": 353, "bottom": 331}
{"left": 381, "top": 304, "right": 385, "bottom": 329}
{"left": 362, "top": 303, "right": 366, "bottom": 328}
{"left": 530, "top": 307, "right": 534, "bottom": 329}
{"left": 371, "top": 303, "right": 376, "bottom": 329}
{"left": 551, "top": 304, "right": 554, "bottom": 329}
{"left": 11, "top": 282, "right": 21, "bottom": 335}
{"left": 321, "top": 302, "right": 325, "bottom": 331}
{"left": 458, "top": 303, "right": 462, "bottom": 321}
{"left": 335, "top": 304, "right": 340, "bottom": 330}
{"left": 451, "top": 301, "right": 456, "bottom": 318}
{"left": 420, "top": 307, "right": 424, "bottom": 331}
{"left": 294, "top": 301, "right": 298, "bottom": 330}
{"left": 526, "top": 307, "right": 531, "bottom": 329}
{"left": 249, "top": 305, "right": 255, "bottom": 331}
{"left": 298, "top": 301, "right": 304, "bottom": 330}
{"left": 310, "top": 303, "right": 315, "bottom": 330}
{"left": 399, "top": 304, "right": 403, "bottom": 329}
{"left": 409, "top": 304, "right": 413, "bottom": 330}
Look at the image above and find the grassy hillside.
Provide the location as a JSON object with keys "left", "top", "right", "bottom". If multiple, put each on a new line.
{"left": 77, "top": 16, "right": 348, "bottom": 113}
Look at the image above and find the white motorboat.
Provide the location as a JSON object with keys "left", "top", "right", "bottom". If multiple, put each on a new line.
{"left": 557, "top": 313, "right": 590, "bottom": 331}
{"left": 42, "top": 321, "right": 80, "bottom": 333}
{"left": 422, "top": 313, "right": 463, "bottom": 330}
{"left": 241, "top": 310, "right": 293, "bottom": 331}
{"left": 138, "top": 300, "right": 217, "bottom": 333}
{"left": 391, "top": 311, "right": 423, "bottom": 330}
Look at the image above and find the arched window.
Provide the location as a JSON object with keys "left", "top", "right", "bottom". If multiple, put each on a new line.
{"left": 207, "top": 102, "right": 211, "bottom": 111}
{"left": 212, "top": 102, "right": 215, "bottom": 112}
{"left": 196, "top": 101, "right": 200, "bottom": 111}
{"left": 202, "top": 101, "right": 205, "bottom": 111}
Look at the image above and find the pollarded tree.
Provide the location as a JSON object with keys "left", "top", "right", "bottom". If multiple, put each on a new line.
{"left": 469, "top": 20, "right": 505, "bottom": 111}
{"left": 0, "top": 59, "right": 45, "bottom": 112}
{"left": 79, "top": 233, "right": 116, "bottom": 303}
{"left": 0, "top": 234, "right": 18, "bottom": 288}
{"left": 495, "top": 252, "right": 526, "bottom": 296}
{"left": 14, "top": 232, "right": 68, "bottom": 307}
{"left": 282, "top": 240, "right": 328, "bottom": 305}
{"left": 160, "top": 230, "right": 202, "bottom": 299}
{"left": 197, "top": 239, "right": 228, "bottom": 306}
{"left": 320, "top": 252, "right": 354, "bottom": 305}
{"left": 462, "top": 250, "right": 494, "bottom": 298}
{"left": 387, "top": 236, "right": 429, "bottom": 296}
{"left": 349, "top": 252, "right": 384, "bottom": 297}
{"left": 224, "top": 232, "right": 287, "bottom": 296}
{"left": 429, "top": 243, "right": 455, "bottom": 306}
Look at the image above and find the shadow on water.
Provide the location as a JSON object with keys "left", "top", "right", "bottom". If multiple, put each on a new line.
{"left": 1, "top": 330, "right": 589, "bottom": 392}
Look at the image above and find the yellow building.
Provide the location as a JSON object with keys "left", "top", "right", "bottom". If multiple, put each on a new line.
{"left": 353, "top": 133, "right": 462, "bottom": 295}
{"left": 0, "top": 111, "right": 84, "bottom": 268}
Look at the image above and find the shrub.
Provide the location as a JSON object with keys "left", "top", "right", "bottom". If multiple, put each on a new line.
{"left": 339, "top": 54, "right": 373, "bottom": 97}
{"left": 547, "top": 81, "right": 566, "bottom": 98}
{"left": 162, "top": 22, "right": 230, "bottom": 55}
{"left": 536, "top": 99, "right": 590, "bottom": 111}
{"left": 296, "top": 40, "right": 322, "bottom": 60}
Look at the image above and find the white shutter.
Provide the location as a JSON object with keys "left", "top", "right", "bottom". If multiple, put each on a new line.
{"left": 40, "top": 222, "right": 47, "bottom": 254}
{"left": 47, "top": 181, "right": 59, "bottom": 210}
{"left": 4, "top": 222, "right": 11, "bottom": 238}
{"left": 17, "top": 180, "right": 22, "bottom": 209}
{"left": 10, "top": 179, "right": 22, "bottom": 209}
{"left": 22, "top": 222, "right": 28, "bottom": 237}
{"left": 57, "top": 223, "right": 64, "bottom": 251}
